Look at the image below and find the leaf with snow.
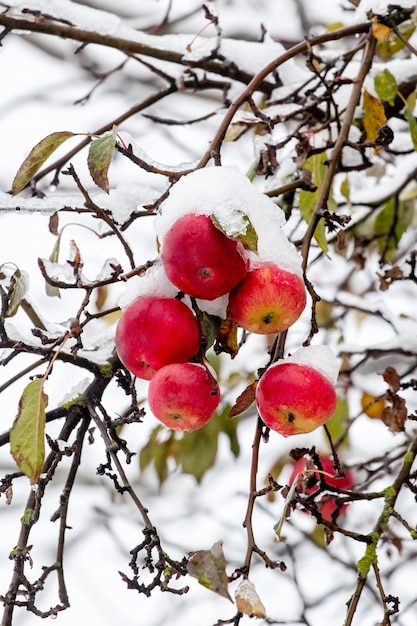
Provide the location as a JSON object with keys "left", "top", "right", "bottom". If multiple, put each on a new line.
{"left": 10, "top": 379, "right": 48, "bottom": 485}
{"left": 211, "top": 212, "right": 258, "bottom": 253}
{"left": 235, "top": 579, "right": 267, "bottom": 618}
{"left": 12, "top": 131, "right": 76, "bottom": 195}
{"left": 187, "top": 540, "right": 232, "bottom": 601}
{"left": 87, "top": 129, "right": 117, "bottom": 193}
{"left": 5, "top": 268, "right": 29, "bottom": 317}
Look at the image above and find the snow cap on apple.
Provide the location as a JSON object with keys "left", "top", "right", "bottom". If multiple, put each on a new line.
{"left": 154, "top": 166, "right": 304, "bottom": 277}
{"left": 256, "top": 345, "right": 338, "bottom": 436}
{"left": 160, "top": 212, "right": 248, "bottom": 300}
{"left": 117, "top": 261, "right": 179, "bottom": 311}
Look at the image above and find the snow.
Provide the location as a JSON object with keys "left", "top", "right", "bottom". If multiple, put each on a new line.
{"left": 154, "top": 165, "right": 304, "bottom": 276}
{"left": 1, "top": 2, "right": 417, "bottom": 626}
{"left": 0, "top": 191, "right": 86, "bottom": 214}
{"left": 278, "top": 344, "right": 339, "bottom": 385}
{"left": 4, "top": 0, "right": 121, "bottom": 35}
{"left": 117, "top": 261, "right": 178, "bottom": 308}
{"left": 99, "top": 182, "right": 162, "bottom": 225}
{"left": 353, "top": 0, "right": 416, "bottom": 22}
{"left": 2, "top": 0, "right": 295, "bottom": 82}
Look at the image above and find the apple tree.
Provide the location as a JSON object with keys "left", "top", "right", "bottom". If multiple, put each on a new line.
{"left": 1, "top": 1, "right": 417, "bottom": 625}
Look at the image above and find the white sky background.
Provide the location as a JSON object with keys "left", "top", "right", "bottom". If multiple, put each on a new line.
{"left": 1, "top": 1, "right": 417, "bottom": 625}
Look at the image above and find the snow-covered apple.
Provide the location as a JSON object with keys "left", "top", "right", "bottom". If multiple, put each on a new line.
{"left": 228, "top": 262, "right": 306, "bottom": 334}
{"left": 147, "top": 362, "right": 220, "bottom": 431}
{"left": 289, "top": 456, "right": 354, "bottom": 520}
{"left": 256, "top": 361, "right": 337, "bottom": 436}
{"left": 160, "top": 213, "right": 248, "bottom": 300}
{"left": 115, "top": 296, "right": 200, "bottom": 380}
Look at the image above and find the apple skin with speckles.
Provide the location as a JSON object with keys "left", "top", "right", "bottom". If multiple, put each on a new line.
{"left": 255, "top": 361, "right": 337, "bottom": 436}
{"left": 161, "top": 213, "right": 248, "bottom": 300}
{"left": 228, "top": 262, "right": 306, "bottom": 335}
{"left": 115, "top": 296, "right": 200, "bottom": 380}
{"left": 147, "top": 362, "right": 220, "bottom": 431}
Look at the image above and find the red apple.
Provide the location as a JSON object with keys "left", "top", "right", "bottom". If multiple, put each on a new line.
{"left": 147, "top": 362, "right": 220, "bottom": 431}
{"left": 255, "top": 361, "right": 337, "bottom": 436}
{"left": 228, "top": 262, "right": 306, "bottom": 334}
{"left": 289, "top": 456, "right": 354, "bottom": 520}
{"left": 115, "top": 296, "right": 200, "bottom": 380}
{"left": 160, "top": 213, "right": 248, "bottom": 300}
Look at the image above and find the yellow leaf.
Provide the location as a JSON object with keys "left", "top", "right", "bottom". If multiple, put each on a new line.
{"left": 372, "top": 18, "right": 392, "bottom": 42}
{"left": 215, "top": 313, "right": 239, "bottom": 357}
{"left": 361, "top": 392, "right": 386, "bottom": 419}
{"left": 362, "top": 90, "right": 387, "bottom": 142}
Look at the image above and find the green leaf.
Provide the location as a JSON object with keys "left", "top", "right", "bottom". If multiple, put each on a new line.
{"left": 324, "top": 396, "right": 350, "bottom": 447}
{"left": 10, "top": 379, "right": 48, "bottom": 484}
{"left": 299, "top": 153, "right": 329, "bottom": 253}
{"left": 404, "top": 92, "right": 417, "bottom": 151}
{"left": 179, "top": 425, "right": 218, "bottom": 483}
{"left": 220, "top": 405, "right": 240, "bottom": 458}
{"left": 139, "top": 407, "right": 240, "bottom": 485}
{"left": 12, "top": 131, "right": 75, "bottom": 195}
{"left": 201, "top": 312, "right": 222, "bottom": 351}
{"left": 340, "top": 176, "right": 350, "bottom": 201}
{"left": 139, "top": 426, "right": 178, "bottom": 485}
{"left": 374, "top": 198, "right": 414, "bottom": 262}
{"left": 45, "top": 230, "right": 64, "bottom": 298}
{"left": 187, "top": 540, "right": 232, "bottom": 601}
{"left": 87, "top": 129, "right": 117, "bottom": 193}
{"left": 374, "top": 69, "right": 398, "bottom": 105}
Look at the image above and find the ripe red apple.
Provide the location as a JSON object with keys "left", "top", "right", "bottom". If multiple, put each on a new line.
{"left": 289, "top": 456, "right": 354, "bottom": 520}
{"left": 147, "top": 362, "right": 220, "bottom": 431}
{"left": 115, "top": 296, "right": 200, "bottom": 380}
{"left": 255, "top": 361, "right": 337, "bottom": 436}
{"left": 160, "top": 213, "right": 248, "bottom": 300}
{"left": 228, "top": 262, "right": 306, "bottom": 334}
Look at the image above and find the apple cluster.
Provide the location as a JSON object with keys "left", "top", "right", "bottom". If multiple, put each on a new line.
{"left": 115, "top": 167, "right": 339, "bottom": 435}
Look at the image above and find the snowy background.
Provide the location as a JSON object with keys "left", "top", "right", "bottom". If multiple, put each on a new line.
{"left": 1, "top": 1, "right": 417, "bottom": 625}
